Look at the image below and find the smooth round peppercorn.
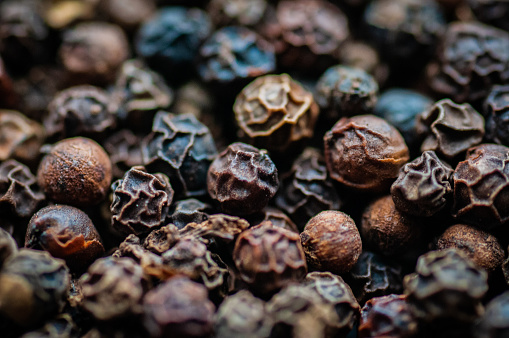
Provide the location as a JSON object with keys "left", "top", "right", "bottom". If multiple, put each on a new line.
{"left": 25, "top": 205, "right": 105, "bottom": 271}
{"left": 324, "top": 114, "right": 409, "bottom": 193}
{"left": 300, "top": 210, "right": 362, "bottom": 274}
{"left": 37, "top": 137, "right": 112, "bottom": 207}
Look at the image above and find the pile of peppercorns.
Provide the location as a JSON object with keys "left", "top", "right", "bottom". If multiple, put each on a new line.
{"left": 0, "top": 0, "right": 508, "bottom": 337}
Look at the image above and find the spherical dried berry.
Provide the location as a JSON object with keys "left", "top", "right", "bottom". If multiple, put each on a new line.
{"left": 404, "top": 248, "right": 488, "bottom": 323}
{"left": 37, "top": 137, "right": 112, "bottom": 207}
{"left": 45, "top": 85, "right": 116, "bottom": 141}
{"left": 416, "top": 99, "right": 485, "bottom": 160}
{"left": 143, "top": 111, "right": 218, "bottom": 197}
{"left": 135, "top": 7, "right": 212, "bottom": 78}
{"left": 111, "top": 166, "right": 174, "bottom": 236}
{"left": 143, "top": 276, "right": 215, "bottom": 338}
{"left": 484, "top": 85, "right": 509, "bottom": 146}
{"left": 103, "top": 130, "right": 144, "bottom": 180}
{"left": 428, "top": 22, "right": 509, "bottom": 103}
{"left": 198, "top": 26, "right": 275, "bottom": 85}
{"left": 476, "top": 291, "right": 509, "bottom": 338}
{"left": 324, "top": 115, "right": 409, "bottom": 193}
{"left": 80, "top": 256, "right": 148, "bottom": 321}
{"left": 391, "top": 151, "right": 453, "bottom": 217}
{"left": 359, "top": 294, "right": 417, "bottom": 338}
{"left": 207, "top": 142, "right": 278, "bottom": 215}
{"left": 452, "top": 144, "right": 509, "bottom": 229}
{"left": 25, "top": 205, "right": 104, "bottom": 271}
{"left": 233, "top": 221, "right": 307, "bottom": 294}
{"left": 300, "top": 211, "right": 362, "bottom": 274}
{"left": 0, "top": 160, "right": 44, "bottom": 219}
{"left": 315, "top": 65, "right": 378, "bottom": 121}
{"left": 436, "top": 223, "right": 504, "bottom": 272}
{"left": 59, "top": 22, "right": 129, "bottom": 85}
{"left": 233, "top": 74, "right": 319, "bottom": 153}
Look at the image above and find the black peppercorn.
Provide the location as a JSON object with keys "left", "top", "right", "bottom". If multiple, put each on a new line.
{"left": 484, "top": 85, "right": 509, "bottom": 146}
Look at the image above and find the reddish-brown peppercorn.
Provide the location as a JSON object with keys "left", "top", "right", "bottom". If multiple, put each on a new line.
{"left": 25, "top": 205, "right": 104, "bottom": 271}
{"left": 37, "top": 137, "right": 112, "bottom": 207}
{"left": 437, "top": 224, "right": 504, "bottom": 272}
{"left": 361, "top": 195, "right": 423, "bottom": 256}
{"left": 300, "top": 210, "right": 362, "bottom": 274}
{"left": 324, "top": 115, "right": 409, "bottom": 193}
{"left": 233, "top": 221, "right": 307, "bottom": 294}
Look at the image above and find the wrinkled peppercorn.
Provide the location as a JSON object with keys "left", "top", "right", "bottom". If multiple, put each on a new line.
{"left": 0, "top": 249, "right": 69, "bottom": 326}
{"left": 45, "top": 85, "right": 116, "bottom": 141}
{"left": 180, "top": 214, "right": 250, "bottom": 244}
{"left": 275, "top": 148, "right": 342, "bottom": 231}
{"left": 436, "top": 223, "right": 504, "bottom": 272}
{"left": 198, "top": 26, "right": 275, "bottom": 85}
{"left": 233, "top": 74, "right": 319, "bottom": 152}
{"left": 416, "top": 99, "right": 485, "bottom": 160}
{"left": 247, "top": 206, "right": 299, "bottom": 233}
{"left": 404, "top": 248, "right": 488, "bottom": 324}
{"left": 391, "top": 151, "right": 454, "bottom": 217}
{"left": 0, "top": 110, "right": 45, "bottom": 164}
{"left": 324, "top": 115, "right": 409, "bottom": 193}
{"left": 0, "top": 160, "right": 44, "bottom": 219}
{"left": 37, "top": 137, "right": 112, "bottom": 207}
{"left": 167, "top": 198, "right": 210, "bottom": 230}
{"left": 315, "top": 65, "right": 378, "bottom": 121}
{"left": 476, "top": 290, "right": 509, "bottom": 338}
{"left": 207, "top": 142, "right": 278, "bottom": 215}
{"left": 143, "top": 111, "right": 218, "bottom": 197}
{"left": 25, "top": 205, "right": 104, "bottom": 271}
{"left": 103, "top": 130, "right": 144, "bottom": 179}
{"left": 233, "top": 221, "right": 307, "bottom": 294}
{"left": 111, "top": 166, "right": 174, "bottom": 236}
{"left": 428, "top": 21, "right": 509, "bottom": 103}
{"left": 143, "top": 224, "right": 180, "bottom": 255}
{"left": 484, "top": 85, "right": 509, "bottom": 146}
{"left": 143, "top": 276, "right": 215, "bottom": 338}
{"left": 80, "top": 256, "right": 148, "bottom": 321}
{"left": 452, "top": 144, "right": 509, "bottom": 228}
{"left": 346, "top": 251, "right": 404, "bottom": 304}
{"left": 59, "top": 22, "right": 129, "bottom": 85}
{"left": 301, "top": 210, "right": 362, "bottom": 274}
{"left": 359, "top": 294, "right": 417, "bottom": 338}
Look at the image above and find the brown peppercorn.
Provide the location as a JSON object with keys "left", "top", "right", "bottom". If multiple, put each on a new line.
{"left": 361, "top": 195, "right": 423, "bottom": 256}
{"left": 233, "top": 74, "right": 319, "bottom": 152}
{"left": 0, "top": 227, "right": 17, "bottom": 269}
{"left": 324, "top": 115, "right": 409, "bottom": 193}
{"left": 180, "top": 214, "right": 250, "bottom": 244}
{"left": 59, "top": 22, "right": 129, "bottom": 85}
{"left": 207, "top": 142, "right": 279, "bottom": 215}
{"left": 247, "top": 206, "right": 299, "bottom": 233}
{"left": 416, "top": 99, "right": 485, "bottom": 159}
{"left": 25, "top": 205, "right": 105, "bottom": 271}
{"left": 99, "top": 0, "right": 156, "bottom": 31}
{"left": 37, "top": 137, "right": 112, "bottom": 207}
{"left": 233, "top": 221, "right": 307, "bottom": 294}
{"left": 436, "top": 224, "right": 504, "bottom": 272}
{"left": 143, "top": 224, "right": 180, "bottom": 255}
{"left": 300, "top": 210, "right": 362, "bottom": 274}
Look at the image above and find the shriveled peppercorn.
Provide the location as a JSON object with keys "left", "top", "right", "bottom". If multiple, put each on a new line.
{"left": 0, "top": 160, "right": 44, "bottom": 219}
{"left": 324, "top": 115, "right": 409, "bottom": 193}
{"left": 103, "top": 130, "right": 144, "bottom": 179}
{"left": 37, "top": 137, "right": 112, "bottom": 207}
{"left": 416, "top": 99, "right": 485, "bottom": 160}
{"left": 167, "top": 198, "right": 210, "bottom": 230}
{"left": 143, "top": 276, "right": 215, "bottom": 338}
{"left": 233, "top": 74, "right": 319, "bottom": 152}
{"left": 476, "top": 291, "right": 509, "bottom": 338}
{"left": 233, "top": 221, "right": 307, "bottom": 294}
{"left": 247, "top": 206, "right": 299, "bottom": 233}
{"left": 45, "top": 85, "right": 116, "bottom": 141}
{"left": 301, "top": 210, "right": 362, "bottom": 274}
{"left": 452, "top": 144, "right": 509, "bottom": 229}
{"left": 0, "top": 110, "right": 45, "bottom": 164}
{"left": 391, "top": 151, "right": 453, "bottom": 217}
{"left": 25, "top": 205, "right": 104, "bottom": 271}
{"left": 180, "top": 214, "right": 250, "bottom": 244}
{"left": 484, "top": 85, "right": 509, "bottom": 146}
{"left": 80, "top": 256, "right": 149, "bottom": 321}
{"left": 436, "top": 224, "right": 504, "bottom": 272}
{"left": 359, "top": 294, "right": 417, "bottom": 338}
{"left": 143, "top": 224, "right": 180, "bottom": 255}
{"left": 111, "top": 166, "right": 174, "bottom": 236}
{"left": 143, "top": 111, "right": 218, "bottom": 197}
{"left": 207, "top": 142, "right": 278, "bottom": 215}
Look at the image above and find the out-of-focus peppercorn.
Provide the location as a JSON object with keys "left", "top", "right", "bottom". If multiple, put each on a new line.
{"left": 476, "top": 291, "right": 509, "bottom": 338}
{"left": 37, "top": 137, "right": 112, "bottom": 207}
{"left": 207, "top": 0, "right": 268, "bottom": 27}
{"left": 468, "top": 0, "right": 509, "bottom": 31}
{"left": 103, "top": 130, "right": 144, "bottom": 180}
{"left": 99, "top": 0, "right": 156, "bottom": 31}
{"left": 0, "top": 227, "right": 17, "bottom": 269}
{"left": 484, "top": 85, "right": 509, "bottom": 146}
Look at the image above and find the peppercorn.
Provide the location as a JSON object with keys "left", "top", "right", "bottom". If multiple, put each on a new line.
{"left": 0, "top": 227, "right": 17, "bottom": 269}
{"left": 475, "top": 291, "right": 509, "bottom": 338}
{"left": 484, "top": 85, "right": 509, "bottom": 146}
{"left": 180, "top": 214, "right": 250, "bottom": 244}
{"left": 99, "top": 0, "right": 156, "bottom": 31}
{"left": 167, "top": 198, "right": 211, "bottom": 230}
{"left": 324, "top": 114, "right": 409, "bottom": 193}
{"left": 37, "top": 137, "right": 112, "bottom": 207}
{"left": 207, "top": 0, "right": 268, "bottom": 27}
{"left": 468, "top": 0, "right": 509, "bottom": 31}
{"left": 103, "top": 130, "right": 144, "bottom": 180}
{"left": 143, "top": 224, "right": 180, "bottom": 255}
{"left": 247, "top": 206, "right": 299, "bottom": 233}
{"left": 207, "top": 142, "right": 279, "bottom": 215}
{"left": 25, "top": 205, "right": 105, "bottom": 271}
{"left": 300, "top": 210, "right": 362, "bottom": 274}
{"left": 338, "top": 41, "right": 389, "bottom": 87}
